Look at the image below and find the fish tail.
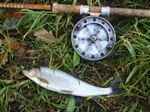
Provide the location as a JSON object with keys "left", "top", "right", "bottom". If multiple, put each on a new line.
{"left": 110, "top": 77, "right": 124, "bottom": 94}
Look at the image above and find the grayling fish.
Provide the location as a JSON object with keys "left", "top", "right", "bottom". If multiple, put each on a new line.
{"left": 22, "top": 67, "right": 123, "bottom": 97}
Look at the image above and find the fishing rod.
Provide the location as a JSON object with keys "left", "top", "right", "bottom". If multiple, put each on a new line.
{"left": 0, "top": 2, "right": 150, "bottom": 18}
{"left": 1, "top": 2, "right": 149, "bottom": 61}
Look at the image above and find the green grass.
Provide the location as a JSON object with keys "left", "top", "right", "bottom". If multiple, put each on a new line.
{"left": 0, "top": 0, "right": 150, "bottom": 112}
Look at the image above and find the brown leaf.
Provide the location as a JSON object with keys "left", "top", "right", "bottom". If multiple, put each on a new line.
{"left": 50, "top": 109, "right": 56, "bottom": 112}
{"left": 14, "top": 42, "right": 27, "bottom": 57}
{"left": 5, "top": 66, "right": 21, "bottom": 79}
{"left": 1, "top": 37, "right": 21, "bottom": 65}
{"left": 14, "top": 46, "right": 27, "bottom": 57}
{"left": 0, "top": 52, "right": 8, "bottom": 65}
{"left": 34, "top": 29, "right": 56, "bottom": 44}
{"left": 2, "top": 37, "right": 20, "bottom": 50}
{"left": 5, "top": 66, "right": 13, "bottom": 76}
{"left": 0, "top": 11, "right": 22, "bottom": 20}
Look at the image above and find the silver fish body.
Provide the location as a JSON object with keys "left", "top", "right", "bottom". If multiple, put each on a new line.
{"left": 22, "top": 67, "right": 123, "bottom": 97}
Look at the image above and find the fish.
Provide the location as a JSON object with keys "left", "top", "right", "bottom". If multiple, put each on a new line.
{"left": 22, "top": 67, "right": 123, "bottom": 97}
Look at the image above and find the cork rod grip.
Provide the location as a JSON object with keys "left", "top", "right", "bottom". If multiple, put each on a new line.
{"left": 52, "top": 3, "right": 150, "bottom": 18}
{"left": 0, "top": 2, "right": 51, "bottom": 10}
{"left": 52, "top": 3, "right": 101, "bottom": 14}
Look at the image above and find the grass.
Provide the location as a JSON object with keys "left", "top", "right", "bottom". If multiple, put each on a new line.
{"left": 0, "top": 0, "right": 150, "bottom": 112}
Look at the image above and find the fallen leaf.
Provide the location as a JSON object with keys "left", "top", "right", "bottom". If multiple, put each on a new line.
{"left": 34, "top": 29, "right": 56, "bottom": 44}
{"left": 1, "top": 37, "right": 21, "bottom": 65}
{"left": 14, "top": 46, "right": 27, "bottom": 57}
{"left": 13, "top": 42, "right": 27, "bottom": 58}
{"left": 2, "top": 11, "right": 22, "bottom": 19}
{"left": 5, "top": 66, "right": 21, "bottom": 79}
{"left": 0, "top": 52, "right": 8, "bottom": 65}
{"left": 3, "top": 18, "right": 19, "bottom": 30}
{"left": 50, "top": 109, "right": 56, "bottom": 112}
{"left": 5, "top": 66, "right": 13, "bottom": 76}
{"left": 2, "top": 37, "right": 20, "bottom": 50}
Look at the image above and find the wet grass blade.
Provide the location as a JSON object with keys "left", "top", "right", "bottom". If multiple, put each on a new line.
{"left": 73, "top": 51, "right": 80, "bottom": 68}
{"left": 66, "top": 96, "right": 75, "bottom": 112}
{"left": 11, "top": 80, "right": 30, "bottom": 88}
{"left": 125, "top": 65, "right": 140, "bottom": 84}
{"left": 122, "top": 38, "right": 136, "bottom": 61}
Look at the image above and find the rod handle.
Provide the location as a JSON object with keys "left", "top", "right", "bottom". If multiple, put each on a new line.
{"left": 0, "top": 2, "right": 51, "bottom": 10}
{"left": 52, "top": 3, "right": 101, "bottom": 14}
{"left": 53, "top": 3, "right": 150, "bottom": 18}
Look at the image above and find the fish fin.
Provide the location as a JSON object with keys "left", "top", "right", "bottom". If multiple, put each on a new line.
{"left": 74, "top": 96, "right": 83, "bottom": 106}
{"left": 37, "top": 77, "right": 50, "bottom": 84}
{"left": 110, "top": 77, "right": 124, "bottom": 94}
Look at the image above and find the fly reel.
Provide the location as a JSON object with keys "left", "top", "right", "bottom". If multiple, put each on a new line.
{"left": 71, "top": 16, "right": 116, "bottom": 61}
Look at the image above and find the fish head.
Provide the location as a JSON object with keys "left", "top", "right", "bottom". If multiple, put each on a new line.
{"left": 22, "top": 68, "right": 41, "bottom": 78}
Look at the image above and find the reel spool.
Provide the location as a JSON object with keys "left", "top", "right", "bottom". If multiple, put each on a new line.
{"left": 71, "top": 16, "right": 116, "bottom": 61}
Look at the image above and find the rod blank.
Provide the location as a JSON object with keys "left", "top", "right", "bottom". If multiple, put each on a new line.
{"left": 110, "top": 7, "right": 150, "bottom": 18}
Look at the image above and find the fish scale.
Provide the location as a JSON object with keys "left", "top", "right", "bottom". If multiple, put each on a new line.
{"left": 40, "top": 67, "right": 112, "bottom": 95}
{"left": 22, "top": 67, "right": 123, "bottom": 97}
